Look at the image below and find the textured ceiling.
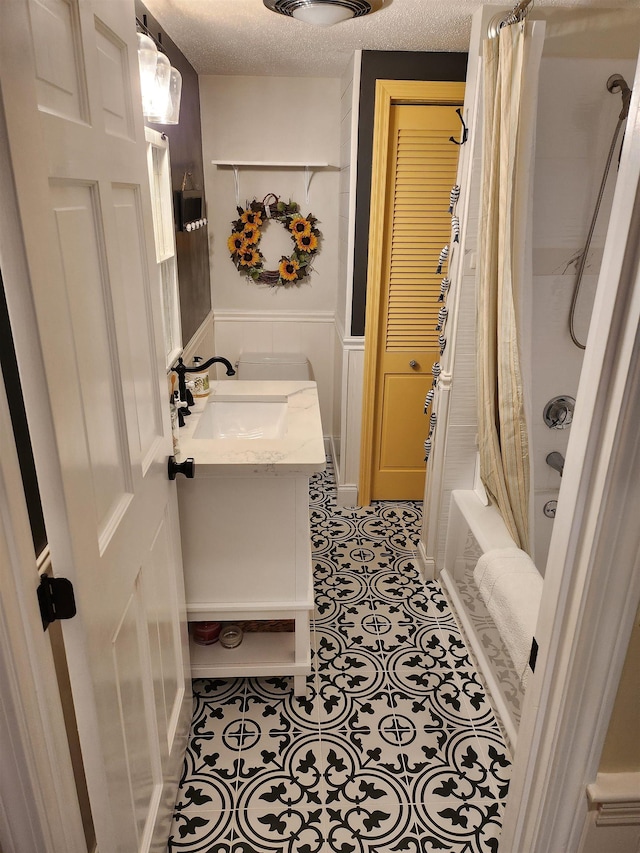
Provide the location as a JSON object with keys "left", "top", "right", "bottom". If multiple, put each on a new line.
{"left": 141, "top": 0, "right": 640, "bottom": 77}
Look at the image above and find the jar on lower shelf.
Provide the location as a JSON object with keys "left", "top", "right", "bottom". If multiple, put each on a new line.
{"left": 219, "top": 623, "right": 243, "bottom": 649}
{"left": 192, "top": 621, "right": 221, "bottom": 645}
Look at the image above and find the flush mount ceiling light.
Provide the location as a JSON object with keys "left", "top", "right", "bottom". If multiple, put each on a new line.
{"left": 263, "top": 0, "right": 379, "bottom": 27}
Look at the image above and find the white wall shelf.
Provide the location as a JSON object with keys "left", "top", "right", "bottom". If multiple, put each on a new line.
{"left": 211, "top": 160, "right": 338, "bottom": 204}
{"left": 211, "top": 160, "right": 335, "bottom": 168}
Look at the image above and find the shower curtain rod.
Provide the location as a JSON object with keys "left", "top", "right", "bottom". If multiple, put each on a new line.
{"left": 489, "top": 0, "right": 533, "bottom": 36}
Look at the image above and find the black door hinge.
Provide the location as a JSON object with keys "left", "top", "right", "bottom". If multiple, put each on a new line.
{"left": 38, "top": 575, "right": 77, "bottom": 631}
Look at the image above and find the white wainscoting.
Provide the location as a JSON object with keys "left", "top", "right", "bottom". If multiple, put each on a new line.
{"left": 167, "top": 310, "right": 216, "bottom": 400}
{"left": 213, "top": 310, "right": 336, "bottom": 434}
{"left": 579, "top": 774, "right": 640, "bottom": 853}
{"left": 182, "top": 310, "right": 216, "bottom": 366}
{"left": 332, "top": 336, "right": 364, "bottom": 507}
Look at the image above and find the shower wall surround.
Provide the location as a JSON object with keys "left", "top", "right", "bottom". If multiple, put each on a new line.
{"left": 527, "top": 55, "right": 637, "bottom": 568}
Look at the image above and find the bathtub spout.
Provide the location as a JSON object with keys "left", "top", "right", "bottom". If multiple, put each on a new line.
{"left": 546, "top": 451, "right": 565, "bottom": 477}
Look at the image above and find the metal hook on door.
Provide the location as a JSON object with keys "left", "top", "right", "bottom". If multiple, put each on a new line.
{"left": 449, "top": 109, "right": 468, "bottom": 146}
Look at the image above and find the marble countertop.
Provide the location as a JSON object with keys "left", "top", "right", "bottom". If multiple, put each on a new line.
{"left": 176, "top": 380, "right": 326, "bottom": 476}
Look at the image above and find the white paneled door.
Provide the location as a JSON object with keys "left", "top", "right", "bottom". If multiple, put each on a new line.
{"left": 0, "top": 2, "right": 191, "bottom": 852}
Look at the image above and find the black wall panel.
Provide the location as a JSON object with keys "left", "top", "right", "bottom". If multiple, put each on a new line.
{"left": 136, "top": 2, "right": 212, "bottom": 345}
{"left": 352, "top": 50, "right": 468, "bottom": 336}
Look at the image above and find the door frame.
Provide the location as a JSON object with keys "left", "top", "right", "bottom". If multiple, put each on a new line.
{"left": 0, "top": 116, "right": 87, "bottom": 850}
{"left": 359, "top": 80, "right": 465, "bottom": 505}
{"left": 0, "top": 375, "right": 87, "bottom": 853}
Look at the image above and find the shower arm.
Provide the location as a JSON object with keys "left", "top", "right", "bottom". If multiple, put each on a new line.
{"left": 569, "top": 76, "right": 631, "bottom": 350}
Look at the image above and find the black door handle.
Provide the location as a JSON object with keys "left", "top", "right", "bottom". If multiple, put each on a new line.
{"left": 168, "top": 456, "right": 195, "bottom": 480}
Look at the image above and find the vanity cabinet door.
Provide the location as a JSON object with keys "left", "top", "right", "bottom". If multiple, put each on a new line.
{"left": 180, "top": 476, "right": 308, "bottom": 605}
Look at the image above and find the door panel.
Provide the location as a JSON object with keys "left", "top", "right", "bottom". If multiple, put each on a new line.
{"left": 371, "top": 102, "right": 463, "bottom": 500}
{"left": 94, "top": 19, "right": 136, "bottom": 140}
{"left": 50, "top": 180, "right": 132, "bottom": 535}
{"left": 111, "top": 183, "right": 164, "bottom": 466}
{"left": 146, "top": 502, "right": 186, "bottom": 751}
{"left": 30, "top": 0, "right": 87, "bottom": 122}
{"left": 0, "top": 2, "right": 191, "bottom": 851}
{"left": 110, "top": 579, "right": 158, "bottom": 846}
{"left": 379, "top": 372, "right": 431, "bottom": 470}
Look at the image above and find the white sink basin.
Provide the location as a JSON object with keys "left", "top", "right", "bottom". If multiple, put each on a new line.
{"left": 193, "top": 396, "right": 288, "bottom": 440}
{"left": 176, "top": 381, "right": 325, "bottom": 475}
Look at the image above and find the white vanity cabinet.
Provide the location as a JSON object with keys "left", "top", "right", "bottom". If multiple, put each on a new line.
{"left": 175, "top": 381, "right": 325, "bottom": 695}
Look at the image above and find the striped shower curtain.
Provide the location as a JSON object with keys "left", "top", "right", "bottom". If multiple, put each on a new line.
{"left": 477, "top": 24, "right": 531, "bottom": 553}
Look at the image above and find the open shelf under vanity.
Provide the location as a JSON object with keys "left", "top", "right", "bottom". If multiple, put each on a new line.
{"left": 187, "top": 601, "right": 313, "bottom": 694}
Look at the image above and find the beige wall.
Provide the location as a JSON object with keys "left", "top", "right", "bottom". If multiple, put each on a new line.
{"left": 198, "top": 75, "right": 342, "bottom": 432}
{"left": 199, "top": 75, "right": 341, "bottom": 315}
{"left": 599, "top": 603, "right": 640, "bottom": 773}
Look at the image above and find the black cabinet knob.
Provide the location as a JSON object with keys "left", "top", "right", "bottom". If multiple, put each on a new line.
{"left": 168, "top": 456, "right": 195, "bottom": 480}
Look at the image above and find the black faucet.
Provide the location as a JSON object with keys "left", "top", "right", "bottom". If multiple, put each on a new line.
{"left": 170, "top": 356, "right": 236, "bottom": 417}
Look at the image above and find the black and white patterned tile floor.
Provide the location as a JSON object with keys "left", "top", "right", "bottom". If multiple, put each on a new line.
{"left": 169, "top": 458, "right": 511, "bottom": 852}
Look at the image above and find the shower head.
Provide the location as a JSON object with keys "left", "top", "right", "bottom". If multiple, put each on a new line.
{"left": 607, "top": 74, "right": 632, "bottom": 121}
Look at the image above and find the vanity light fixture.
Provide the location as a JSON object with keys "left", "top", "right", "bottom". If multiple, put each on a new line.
{"left": 263, "top": 0, "right": 383, "bottom": 27}
{"left": 136, "top": 20, "right": 182, "bottom": 125}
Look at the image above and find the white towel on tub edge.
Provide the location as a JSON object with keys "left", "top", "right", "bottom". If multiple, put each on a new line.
{"left": 473, "top": 547, "right": 538, "bottom": 603}
{"left": 473, "top": 547, "right": 543, "bottom": 686}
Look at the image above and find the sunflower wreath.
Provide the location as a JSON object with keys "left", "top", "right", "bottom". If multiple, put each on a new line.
{"left": 227, "top": 194, "right": 321, "bottom": 287}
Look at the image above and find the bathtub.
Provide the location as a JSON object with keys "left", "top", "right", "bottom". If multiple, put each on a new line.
{"left": 532, "top": 488, "right": 559, "bottom": 572}
{"left": 441, "top": 490, "right": 532, "bottom": 748}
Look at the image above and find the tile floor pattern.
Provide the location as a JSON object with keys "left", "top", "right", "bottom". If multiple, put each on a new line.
{"left": 169, "top": 458, "right": 512, "bottom": 853}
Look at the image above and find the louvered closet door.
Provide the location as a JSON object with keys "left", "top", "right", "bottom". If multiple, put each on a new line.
{"left": 372, "top": 104, "right": 462, "bottom": 500}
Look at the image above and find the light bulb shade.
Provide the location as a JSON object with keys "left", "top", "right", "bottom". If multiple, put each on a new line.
{"left": 161, "top": 66, "right": 182, "bottom": 125}
{"left": 292, "top": 3, "right": 354, "bottom": 25}
{"left": 264, "top": 0, "right": 372, "bottom": 25}
{"left": 136, "top": 32, "right": 158, "bottom": 116}
{"left": 146, "top": 52, "right": 171, "bottom": 122}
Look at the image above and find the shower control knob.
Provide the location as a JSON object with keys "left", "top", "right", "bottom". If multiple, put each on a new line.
{"left": 543, "top": 396, "right": 575, "bottom": 430}
{"left": 168, "top": 456, "right": 195, "bottom": 480}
